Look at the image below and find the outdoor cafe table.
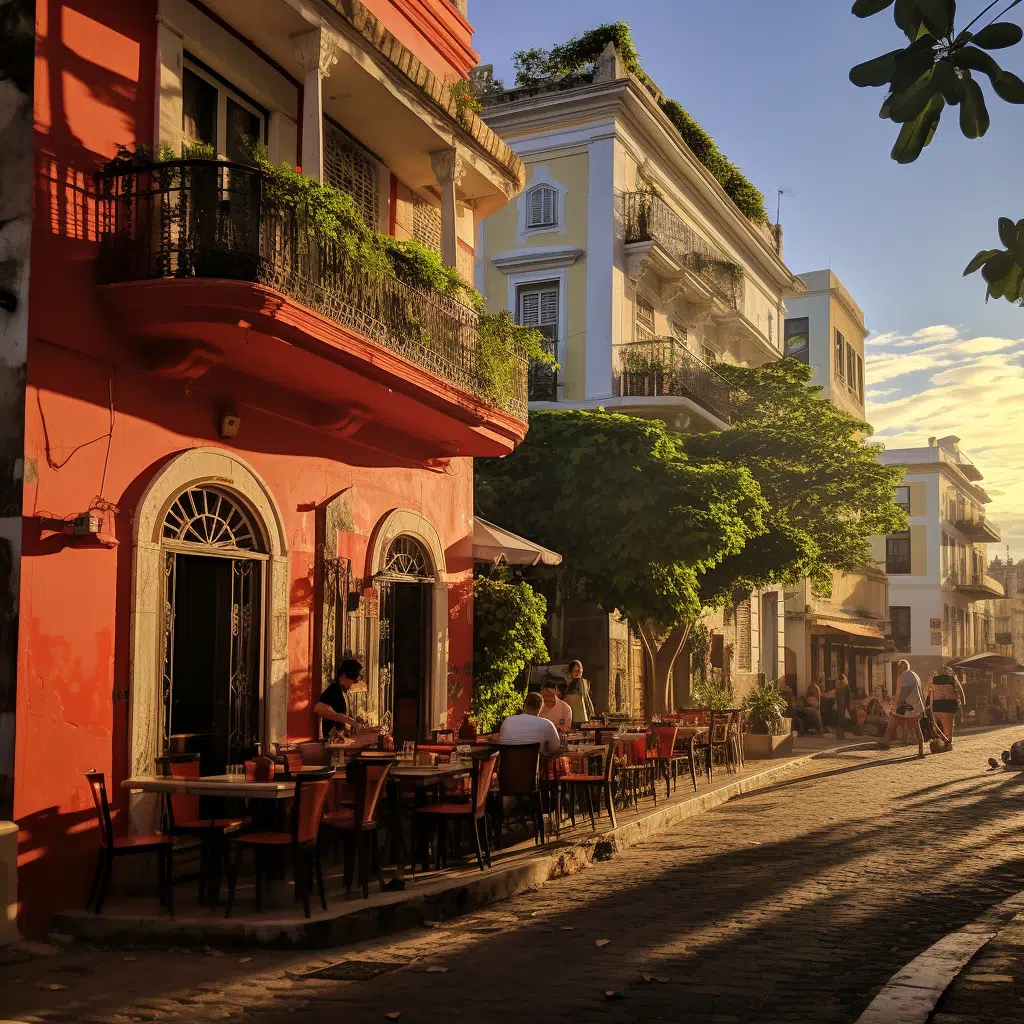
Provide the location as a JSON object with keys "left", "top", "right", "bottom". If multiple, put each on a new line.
{"left": 387, "top": 762, "right": 472, "bottom": 875}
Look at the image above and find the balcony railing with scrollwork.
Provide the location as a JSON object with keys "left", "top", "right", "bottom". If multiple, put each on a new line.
{"left": 528, "top": 338, "right": 558, "bottom": 402}
{"left": 622, "top": 192, "right": 743, "bottom": 312}
{"left": 94, "top": 159, "right": 527, "bottom": 421}
{"left": 612, "top": 337, "right": 737, "bottom": 423}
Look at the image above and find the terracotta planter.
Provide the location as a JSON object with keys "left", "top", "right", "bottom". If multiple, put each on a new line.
{"left": 743, "top": 727, "right": 794, "bottom": 760}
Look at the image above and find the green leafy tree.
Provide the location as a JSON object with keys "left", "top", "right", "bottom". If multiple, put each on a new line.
{"left": 684, "top": 360, "right": 908, "bottom": 601}
{"left": 849, "top": 0, "right": 1024, "bottom": 302}
{"left": 472, "top": 575, "right": 549, "bottom": 731}
{"left": 475, "top": 410, "right": 768, "bottom": 714}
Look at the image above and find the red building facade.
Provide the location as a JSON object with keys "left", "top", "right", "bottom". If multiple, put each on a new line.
{"left": 1, "top": 0, "right": 525, "bottom": 935}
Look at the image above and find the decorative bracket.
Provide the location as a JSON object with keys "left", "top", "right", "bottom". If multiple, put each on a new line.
{"left": 293, "top": 27, "right": 340, "bottom": 78}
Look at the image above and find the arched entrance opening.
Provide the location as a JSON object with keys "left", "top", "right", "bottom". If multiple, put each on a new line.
{"left": 376, "top": 535, "right": 434, "bottom": 745}
{"left": 160, "top": 487, "right": 267, "bottom": 774}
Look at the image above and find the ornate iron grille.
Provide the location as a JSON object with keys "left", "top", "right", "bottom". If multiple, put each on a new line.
{"left": 227, "top": 558, "right": 260, "bottom": 765}
{"left": 162, "top": 487, "right": 259, "bottom": 550}
{"left": 380, "top": 536, "right": 433, "bottom": 581}
{"left": 323, "top": 121, "right": 379, "bottom": 229}
{"left": 412, "top": 196, "right": 442, "bottom": 254}
{"left": 160, "top": 550, "right": 176, "bottom": 756}
{"left": 622, "top": 191, "right": 743, "bottom": 312}
{"left": 612, "top": 337, "right": 736, "bottom": 423}
{"left": 95, "top": 159, "right": 528, "bottom": 421}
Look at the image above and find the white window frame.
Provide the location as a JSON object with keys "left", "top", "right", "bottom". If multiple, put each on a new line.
{"left": 517, "top": 167, "right": 568, "bottom": 240}
{"left": 182, "top": 57, "right": 265, "bottom": 160}
{"left": 506, "top": 266, "right": 570, "bottom": 388}
{"left": 525, "top": 184, "right": 558, "bottom": 229}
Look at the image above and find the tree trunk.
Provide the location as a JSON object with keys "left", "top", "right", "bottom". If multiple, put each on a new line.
{"left": 636, "top": 621, "right": 693, "bottom": 716}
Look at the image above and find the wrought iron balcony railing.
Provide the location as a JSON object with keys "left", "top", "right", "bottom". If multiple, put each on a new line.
{"left": 527, "top": 338, "right": 558, "bottom": 402}
{"left": 622, "top": 192, "right": 743, "bottom": 312}
{"left": 95, "top": 159, "right": 527, "bottom": 421}
{"left": 612, "top": 337, "right": 737, "bottom": 423}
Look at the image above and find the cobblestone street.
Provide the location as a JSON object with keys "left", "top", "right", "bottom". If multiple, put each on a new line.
{"left": 5, "top": 726, "right": 1024, "bottom": 1024}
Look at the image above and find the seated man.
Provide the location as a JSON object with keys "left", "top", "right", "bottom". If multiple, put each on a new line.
{"left": 499, "top": 692, "right": 562, "bottom": 754}
{"left": 539, "top": 683, "right": 573, "bottom": 733}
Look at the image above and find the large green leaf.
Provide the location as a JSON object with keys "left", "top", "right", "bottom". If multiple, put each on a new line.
{"left": 852, "top": 0, "right": 896, "bottom": 15}
{"left": 933, "top": 60, "right": 960, "bottom": 102}
{"left": 891, "top": 93, "right": 944, "bottom": 161}
{"left": 958, "top": 76, "right": 990, "bottom": 137}
{"left": 998, "top": 216, "right": 1017, "bottom": 249}
{"left": 963, "top": 249, "right": 1001, "bottom": 275}
{"left": 953, "top": 45, "right": 1004, "bottom": 80}
{"left": 981, "top": 250, "right": 1016, "bottom": 284}
{"left": 894, "top": 0, "right": 926, "bottom": 40}
{"left": 971, "top": 22, "right": 1024, "bottom": 50}
{"left": 992, "top": 70, "right": 1024, "bottom": 103}
{"left": 915, "top": 0, "right": 955, "bottom": 39}
{"left": 890, "top": 69, "right": 941, "bottom": 121}
{"left": 1016, "top": 221, "right": 1024, "bottom": 264}
{"left": 850, "top": 49, "right": 903, "bottom": 86}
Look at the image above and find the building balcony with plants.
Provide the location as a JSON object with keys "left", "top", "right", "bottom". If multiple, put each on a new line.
{"left": 92, "top": 0, "right": 543, "bottom": 460}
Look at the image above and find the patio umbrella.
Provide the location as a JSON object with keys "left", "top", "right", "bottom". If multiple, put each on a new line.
{"left": 472, "top": 518, "right": 562, "bottom": 567}
{"left": 950, "top": 652, "right": 1024, "bottom": 673}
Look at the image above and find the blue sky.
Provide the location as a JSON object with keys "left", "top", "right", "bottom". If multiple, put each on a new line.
{"left": 471, "top": 2, "right": 1024, "bottom": 554}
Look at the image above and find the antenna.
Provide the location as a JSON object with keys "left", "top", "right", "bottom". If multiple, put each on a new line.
{"left": 776, "top": 187, "right": 795, "bottom": 225}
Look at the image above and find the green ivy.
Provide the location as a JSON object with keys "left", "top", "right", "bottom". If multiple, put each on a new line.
{"left": 100, "top": 138, "right": 551, "bottom": 411}
{"left": 513, "top": 23, "right": 768, "bottom": 225}
{"left": 472, "top": 574, "right": 549, "bottom": 731}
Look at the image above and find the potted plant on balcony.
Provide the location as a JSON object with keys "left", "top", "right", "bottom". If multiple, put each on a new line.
{"left": 742, "top": 678, "right": 793, "bottom": 759}
{"left": 620, "top": 345, "right": 674, "bottom": 397}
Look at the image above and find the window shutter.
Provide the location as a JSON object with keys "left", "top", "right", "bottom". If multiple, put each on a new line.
{"left": 526, "top": 185, "right": 557, "bottom": 228}
{"left": 519, "top": 290, "right": 540, "bottom": 326}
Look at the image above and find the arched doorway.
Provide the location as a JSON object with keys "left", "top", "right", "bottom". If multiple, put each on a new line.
{"left": 377, "top": 535, "right": 434, "bottom": 745}
{"left": 129, "top": 449, "right": 289, "bottom": 823}
{"left": 160, "top": 487, "right": 266, "bottom": 773}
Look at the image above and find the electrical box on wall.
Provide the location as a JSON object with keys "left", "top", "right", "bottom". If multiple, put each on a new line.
{"left": 219, "top": 414, "right": 241, "bottom": 438}
{"left": 72, "top": 513, "right": 102, "bottom": 536}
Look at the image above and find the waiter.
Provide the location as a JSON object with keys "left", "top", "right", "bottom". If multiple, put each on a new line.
{"left": 314, "top": 659, "right": 362, "bottom": 738}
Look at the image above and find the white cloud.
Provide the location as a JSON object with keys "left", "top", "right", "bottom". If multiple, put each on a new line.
{"left": 866, "top": 326, "right": 1024, "bottom": 555}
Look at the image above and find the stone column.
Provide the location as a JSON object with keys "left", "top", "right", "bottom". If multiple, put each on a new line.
{"left": 294, "top": 28, "right": 340, "bottom": 182}
{"left": 430, "top": 148, "right": 465, "bottom": 268}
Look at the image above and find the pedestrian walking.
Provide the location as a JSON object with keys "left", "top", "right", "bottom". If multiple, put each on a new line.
{"left": 878, "top": 659, "right": 926, "bottom": 757}
{"left": 835, "top": 673, "right": 854, "bottom": 739}
{"left": 926, "top": 668, "right": 966, "bottom": 752}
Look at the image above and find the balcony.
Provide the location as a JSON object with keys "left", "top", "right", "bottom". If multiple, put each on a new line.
{"left": 623, "top": 193, "right": 743, "bottom": 313}
{"left": 947, "top": 570, "right": 1005, "bottom": 600}
{"left": 612, "top": 337, "right": 739, "bottom": 425}
{"left": 954, "top": 509, "right": 1001, "bottom": 544}
{"left": 95, "top": 159, "right": 528, "bottom": 459}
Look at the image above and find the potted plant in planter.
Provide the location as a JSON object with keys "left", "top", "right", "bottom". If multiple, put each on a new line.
{"left": 742, "top": 678, "right": 793, "bottom": 759}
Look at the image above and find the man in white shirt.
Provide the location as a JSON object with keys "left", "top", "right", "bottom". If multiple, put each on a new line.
{"left": 878, "top": 659, "right": 926, "bottom": 756}
{"left": 498, "top": 693, "right": 562, "bottom": 754}
{"left": 538, "top": 684, "right": 573, "bottom": 732}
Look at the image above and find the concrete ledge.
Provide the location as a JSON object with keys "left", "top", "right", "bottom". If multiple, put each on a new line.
{"left": 52, "top": 744, "right": 866, "bottom": 950}
{"left": 0, "top": 821, "right": 19, "bottom": 946}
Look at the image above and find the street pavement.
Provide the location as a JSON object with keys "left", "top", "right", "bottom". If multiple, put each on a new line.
{"left": 4, "top": 724, "right": 1024, "bottom": 1024}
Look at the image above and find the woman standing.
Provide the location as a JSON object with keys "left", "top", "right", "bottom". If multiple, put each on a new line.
{"left": 563, "top": 660, "right": 595, "bottom": 726}
{"left": 927, "top": 669, "right": 966, "bottom": 751}
{"left": 834, "top": 674, "right": 854, "bottom": 740}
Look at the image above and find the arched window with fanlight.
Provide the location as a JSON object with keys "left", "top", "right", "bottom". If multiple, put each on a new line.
{"left": 525, "top": 183, "right": 558, "bottom": 229}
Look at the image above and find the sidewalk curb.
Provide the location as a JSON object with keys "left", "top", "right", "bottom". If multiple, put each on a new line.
{"left": 855, "top": 892, "right": 1024, "bottom": 1024}
{"left": 50, "top": 742, "right": 873, "bottom": 950}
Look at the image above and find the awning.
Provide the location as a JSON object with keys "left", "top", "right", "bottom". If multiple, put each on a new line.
{"left": 472, "top": 518, "right": 562, "bottom": 567}
{"left": 810, "top": 620, "right": 889, "bottom": 645}
{"left": 951, "top": 652, "right": 1024, "bottom": 673}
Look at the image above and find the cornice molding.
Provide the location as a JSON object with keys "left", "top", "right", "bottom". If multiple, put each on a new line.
{"left": 491, "top": 246, "right": 585, "bottom": 274}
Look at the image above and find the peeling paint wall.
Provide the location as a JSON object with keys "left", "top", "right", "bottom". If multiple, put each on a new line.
{"left": 0, "top": 0, "right": 32, "bottom": 822}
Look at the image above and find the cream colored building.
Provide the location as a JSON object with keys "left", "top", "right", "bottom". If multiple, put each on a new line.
{"left": 873, "top": 437, "right": 1002, "bottom": 680}
{"left": 477, "top": 45, "right": 805, "bottom": 708}
{"left": 782, "top": 271, "right": 891, "bottom": 695}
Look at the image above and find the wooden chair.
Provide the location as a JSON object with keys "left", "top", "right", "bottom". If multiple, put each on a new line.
{"left": 165, "top": 758, "right": 246, "bottom": 906}
{"left": 412, "top": 750, "right": 499, "bottom": 872}
{"left": 85, "top": 770, "right": 174, "bottom": 916}
{"left": 648, "top": 725, "right": 685, "bottom": 799}
{"left": 296, "top": 741, "right": 328, "bottom": 766}
{"left": 692, "top": 711, "right": 737, "bottom": 784}
{"left": 224, "top": 766, "right": 333, "bottom": 918}
{"left": 320, "top": 756, "right": 394, "bottom": 898}
{"left": 555, "top": 742, "right": 617, "bottom": 832}
{"left": 492, "top": 743, "right": 546, "bottom": 847}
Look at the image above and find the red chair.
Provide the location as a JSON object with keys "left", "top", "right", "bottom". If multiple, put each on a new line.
{"left": 554, "top": 743, "right": 617, "bottom": 832}
{"left": 165, "top": 759, "right": 246, "bottom": 905}
{"left": 320, "top": 756, "right": 394, "bottom": 898}
{"left": 224, "top": 767, "right": 333, "bottom": 918}
{"left": 412, "top": 750, "right": 499, "bottom": 872}
{"left": 85, "top": 770, "right": 175, "bottom": 916}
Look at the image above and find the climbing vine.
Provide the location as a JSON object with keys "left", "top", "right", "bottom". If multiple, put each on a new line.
{"left": 512, "top": 23, "right": 768, "bottom": 224}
